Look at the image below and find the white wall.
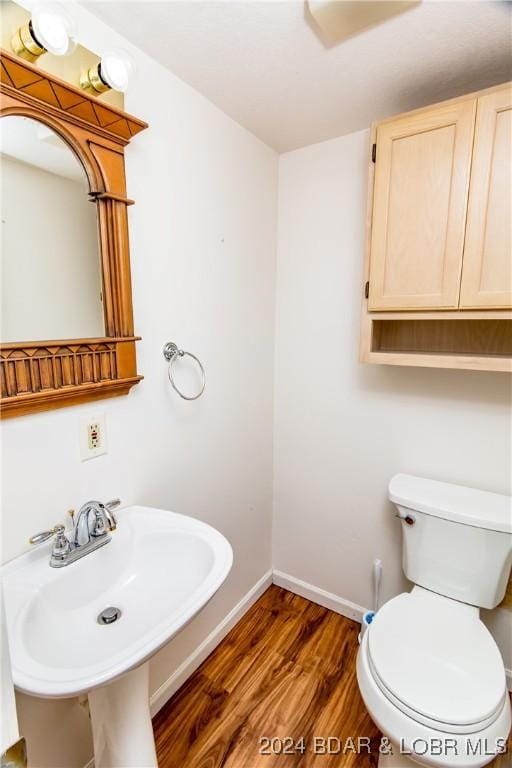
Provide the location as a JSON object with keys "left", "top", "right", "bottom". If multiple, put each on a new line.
{"left": 3, "top": 5, "right": 511, "bottom": 765}
{"left": 1, "top": 155, "right": 103, "bottom": 342}
{"left": 273, "top": 128, "right": 512, "bottom": 669}
{"left": 1, "top": 3, "right": 277, "bottom": 766}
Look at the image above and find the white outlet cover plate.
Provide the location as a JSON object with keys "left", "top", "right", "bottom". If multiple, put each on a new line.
{"left": 80, "top": 413, "right": 108, "bottom": 461}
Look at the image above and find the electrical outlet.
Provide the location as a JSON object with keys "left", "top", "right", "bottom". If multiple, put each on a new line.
{"left": 88, "top": 421, "right": 101, "bottom": 450}
{"left": 80, "top": 414, "right": 107, "bottom": 461}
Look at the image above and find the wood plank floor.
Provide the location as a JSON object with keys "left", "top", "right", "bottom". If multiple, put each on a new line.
{"left": 153, "top": 586, "right": 511, "bottom": 768}
{"left": 153, "top": 586, "right": 380, "bottom": 767}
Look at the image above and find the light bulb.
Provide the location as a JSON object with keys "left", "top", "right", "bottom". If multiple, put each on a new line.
{"left": 99, "top": 48, "right": 136, "bottom": 93}
{"left": 31, "top": 3, "right": 77, "bottom": 57}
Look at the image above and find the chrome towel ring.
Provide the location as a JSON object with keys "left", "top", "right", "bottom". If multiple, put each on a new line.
{"left": 163, "top": 342, "right": 206, "bottom": 401}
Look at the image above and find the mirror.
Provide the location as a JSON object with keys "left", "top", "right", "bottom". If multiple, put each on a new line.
{"left": 1, "top": 115, "right": 104, "bottom": 343}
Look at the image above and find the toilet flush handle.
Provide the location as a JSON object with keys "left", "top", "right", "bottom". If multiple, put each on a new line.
{"left": 396, "top": 510, "right": 416, "bottom": 526}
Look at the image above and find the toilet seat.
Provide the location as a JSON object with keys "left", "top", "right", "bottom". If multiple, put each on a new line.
{"left": 367, "top": 588, "right": 507, "bottom": 734}
{"left": 368, "top": 656, "right": 505, "bottom": 734}
{"left": 357, "top": 628, "right": 511, "bottom": 768}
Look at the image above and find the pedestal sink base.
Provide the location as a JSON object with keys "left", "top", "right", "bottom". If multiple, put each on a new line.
{"left": 2, "top": 505, "right": 233, "bottom": 767}
{"left": 88, "top": 663, "right": 157, "bottom": 768}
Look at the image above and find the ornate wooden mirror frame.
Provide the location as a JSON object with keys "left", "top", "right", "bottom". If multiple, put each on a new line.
{"left": 0, "top": 51, "right": 148, "bottom": 418}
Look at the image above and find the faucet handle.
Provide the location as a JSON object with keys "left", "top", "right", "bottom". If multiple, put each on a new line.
{"left": 90, "top": 509, "right": 109, "bottom": 537}
{"left": 89, "top": 500, "right": 119, "bottom": 537}
{"left": 103, "top": 499, "right": 120, "bottom": 532}
{"left": 52, "top": 529, "right": 71, "bottom": 558}
{"left": 29, "top": 524, "right": 66, "bottom": 545}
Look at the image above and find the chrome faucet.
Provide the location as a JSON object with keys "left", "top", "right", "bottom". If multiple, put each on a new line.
{"left": 29, "top": 499, "right": 120, "bottom": 568}
{"left": 74, "top": 499, "right": 118, "bottom": 546}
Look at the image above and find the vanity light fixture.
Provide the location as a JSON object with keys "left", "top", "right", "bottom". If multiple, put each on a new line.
{"left": 11, "top": 3, "right": 77, "bottom": 61}
{"left": 80, "top": 48, "right": 135, "bottom": 95}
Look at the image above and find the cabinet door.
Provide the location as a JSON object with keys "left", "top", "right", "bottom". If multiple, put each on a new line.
{"left": 368, "top": 100, "right": 476, "bottom": 310}
{"left": 460, "top": 86, "right": 512, "bottom": 308}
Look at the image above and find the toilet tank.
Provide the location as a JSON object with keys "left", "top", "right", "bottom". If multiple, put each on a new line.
{"left": 389, "top": 474, "right": 512, "bottom": 609}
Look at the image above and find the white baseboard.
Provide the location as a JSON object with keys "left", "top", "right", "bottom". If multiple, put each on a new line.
{"left": 149, "top": 568, "right": 273, "bottom": 716}
{"left": 272, "top": 569, "right": 368, "bottom": 624}
{"left": 274, "top": 572, "right": 512, "bottom": 692}
{"left": 149, "top": 568, "right": 367, "bottom": 719}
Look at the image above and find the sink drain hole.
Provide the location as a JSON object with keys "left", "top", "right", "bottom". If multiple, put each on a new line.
{"left": 97, "top": 606, "right": 122, "bottom": 625}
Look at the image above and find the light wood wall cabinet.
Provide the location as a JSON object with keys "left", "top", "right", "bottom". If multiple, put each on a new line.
{"left": 368, "top": 99, "right": 475, "bottom": 311}
{"left": 460, "top": 88, "right": 512, "bottom": 308}
{"left": 361, "top": 82, "right": 512, "bottom": 373}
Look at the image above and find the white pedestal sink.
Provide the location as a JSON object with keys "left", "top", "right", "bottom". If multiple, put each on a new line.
{"left": 1, "top": 506, "right": 233, "bottom": 768}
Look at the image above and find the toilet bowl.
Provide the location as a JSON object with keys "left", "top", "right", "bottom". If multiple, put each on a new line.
{"left": 357, "top": 475, "right": 512, "bottom": 768}
{"left": 357, "top": 587, "right": 511, "bottom": 768}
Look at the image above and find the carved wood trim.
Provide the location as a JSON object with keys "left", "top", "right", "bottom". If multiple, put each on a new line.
{"left": 0, "top": 339, "right": 142, "bottom": 417}
{"left": 0, "top": 50, "right": 147, "bottom": 144}
{"left": 92, "top": 192, "right": 135, "bottom": 206}
{"left": 0, "top": 50, "right": 148, "bottom": 418}
{"left": 2, "top": 377, "right": 144, "bottom": 418}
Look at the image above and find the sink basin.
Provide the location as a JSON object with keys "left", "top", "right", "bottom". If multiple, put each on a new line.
{"left": 1, "top": 505, "right": 233, "bottom": 767}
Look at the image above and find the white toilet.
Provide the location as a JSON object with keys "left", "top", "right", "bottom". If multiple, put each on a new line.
{"left": 357, "top": 474, "right": 512, "bottom": 768}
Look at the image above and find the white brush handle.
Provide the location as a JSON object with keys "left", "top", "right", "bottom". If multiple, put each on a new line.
{"left": 373, "top": 559, "right": 382, "bottom": 612}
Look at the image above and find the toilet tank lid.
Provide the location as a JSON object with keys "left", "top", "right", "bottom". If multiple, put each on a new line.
{"left": 389, "top": 474, "right": 512, "bottom": 534}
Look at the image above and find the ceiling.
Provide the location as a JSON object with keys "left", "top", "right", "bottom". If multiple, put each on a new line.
{"left": 85, "top": 1, "right": 512, "bottom": 153}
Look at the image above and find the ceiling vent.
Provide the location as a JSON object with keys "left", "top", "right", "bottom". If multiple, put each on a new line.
{"left": 307, "top": 0, "right": 421, "bottom": 45}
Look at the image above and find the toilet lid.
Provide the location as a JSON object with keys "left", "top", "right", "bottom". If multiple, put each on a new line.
{"left": 368, "top": 589, "right": 506, "bottom": 729}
